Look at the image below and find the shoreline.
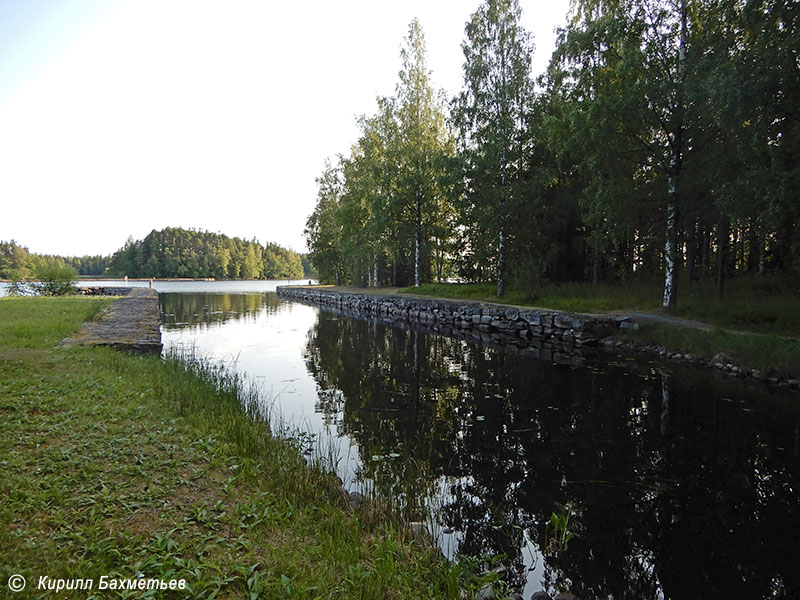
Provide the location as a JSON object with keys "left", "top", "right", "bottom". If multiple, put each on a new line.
{"left": 0, "top": 296, "right": 464, "bottom": 599}
{"left": 277, "top": 285, "right": 800, "bottom": 392}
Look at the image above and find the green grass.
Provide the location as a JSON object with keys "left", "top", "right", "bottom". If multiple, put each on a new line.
{"left": 0, "top": 296, "right": 467, "bottom": 599}
{"left": 671, "top": 278, "right": 800, "bottom": 335}
{"left": 618, "top": 323, "right": 800, "bottom": 379}
{"left": 0, "top": 296, "right": 109, "bottom": 348}
{"left": 397, "top": 281, "right": 663, "bottom": 313}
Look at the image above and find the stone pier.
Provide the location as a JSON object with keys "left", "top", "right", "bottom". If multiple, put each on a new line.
{"left": 60, "top": 288, "right": 162, "bottom": 354}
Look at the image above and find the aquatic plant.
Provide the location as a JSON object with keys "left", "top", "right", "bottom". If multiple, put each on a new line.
{"left": 545, "top": 503, "right": 577, "bottom": 553}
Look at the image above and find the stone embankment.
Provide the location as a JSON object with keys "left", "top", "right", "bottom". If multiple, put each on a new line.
{"left": 60, "top": 288, "right": 162, "bottom": 354}
{"left": 277, "top": 285, "right": 617, "bottom": 353}
{"left": 278, "top": 286, "right": 800, "bottom": 391}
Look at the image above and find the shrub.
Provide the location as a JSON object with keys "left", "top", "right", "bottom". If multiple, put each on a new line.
{"left": 5, "top": 270, "right": 31, "bottom": 296}
{"left": 34, "top": 263, "right": 78, "bottom": 296}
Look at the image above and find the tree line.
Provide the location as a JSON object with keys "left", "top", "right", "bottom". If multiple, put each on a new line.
{"left": 305, "top": 0, "right": 799, "bottom": 307}
{"left": 0, "top": 240, "right": 109, "bottom": 279}
{"left": 2, "top": 228, "right": 310, "bottom": 282}
{"left": 106, "top": 227, "right": 307, "bottom": 280}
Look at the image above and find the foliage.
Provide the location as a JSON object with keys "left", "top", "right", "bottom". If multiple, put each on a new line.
{"left": 545, "top": 503, "right": 578, "bottom": 554}
{"left": 0, "top": 239, "right": 109, "bottom": 279}
{"left": 306, "top": 21, "right": 455, "bottom": 287}
{"left": 0, "top": 240, "right": 31, "bottom": 278}
{"left": 452, "top": 0, "right": 535, "bottom": 297}
{"left": 304, "top": 0, "right": 800, "bottom": 309}
{"left": 395, "top": 20, "right": 455, "bottom": 286}
{"left": 305, "top": 160, "right": 346, "bottom": 284}
{"left": 33, "top": 263, "right": 78, "bottom": 296}
{"left": 106, "top": 227, "right": 304, "bottom": 280}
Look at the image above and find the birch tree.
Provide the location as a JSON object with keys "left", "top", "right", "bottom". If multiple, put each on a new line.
{"left": 305, "top": 160, "right": 345, "bottom": 284}
{"left": 554, "top": 0, "right": 698, "bottom": 307}
{"left": 453, "top": 0, "right": 534, "bottom": 297}
{"left": 395, "top": 19, "right": 453, "bottom": 287}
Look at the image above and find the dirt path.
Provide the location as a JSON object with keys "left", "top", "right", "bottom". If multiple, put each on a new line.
{"left": 603, "top": 311, "right": 714, "bottom": 330}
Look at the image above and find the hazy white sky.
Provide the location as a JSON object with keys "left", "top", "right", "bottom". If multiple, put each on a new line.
{"left": 0, "top": 0, "right": 572, "bottom": 257}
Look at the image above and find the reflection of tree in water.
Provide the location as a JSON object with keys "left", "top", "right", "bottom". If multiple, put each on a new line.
{"left": 304, "top": 314, "right": 463, "bottom": 519}
{"left": 303, "top": 309, "right": 800, "bottom": 599}
{"left": 161, "top": 292, "right": 279, "bottom": 330}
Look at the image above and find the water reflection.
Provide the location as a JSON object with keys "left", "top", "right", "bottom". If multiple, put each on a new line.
{"left": 304, "top": 309, "right": 800, "bottom": 599}
{"left": 161, "top": 292, "right": 278, "bottom": 330}
{"left": 161, "top": 291, "right": 800, "bottom": 599}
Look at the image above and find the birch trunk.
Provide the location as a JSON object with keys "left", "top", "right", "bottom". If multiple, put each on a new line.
{"left": 686, "top": 220, "right": 695, "bottom": 283}
{"left": 663, "top": 200, "right": 679, "bottom": 308}
{"left": 414, "top": 191, "right": 421, "bottom": 287}
{"left": 497, "top": 223, "right": 506, "bottom": 297}
{"left": 497, "top": 151, "right": 508, "bottom": 298}
{"left": 662, "top": 0, "right": 687, "bottom": 310}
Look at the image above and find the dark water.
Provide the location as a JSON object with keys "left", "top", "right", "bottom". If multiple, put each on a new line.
{"left": 160, "top": 290, "right": 800, "bottom": 600}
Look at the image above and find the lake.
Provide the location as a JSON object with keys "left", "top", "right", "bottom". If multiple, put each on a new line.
{"left": 6, "top": 280, "right": 800, "bottom": 598}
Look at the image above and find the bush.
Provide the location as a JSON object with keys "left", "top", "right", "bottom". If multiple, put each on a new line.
{"left": 5, "top": 270, "right": 31, "bottom": 296}
{"left": 34, "top": 263, "right": 78, "bottom": 296}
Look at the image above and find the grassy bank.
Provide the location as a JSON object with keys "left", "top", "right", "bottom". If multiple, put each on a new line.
{"left": 617, "top": 324, "right": 800, "bottom": 379}
{"left": 398, "top": 276, "right": 800, "bottom": 335}
{"left": 0, "top": 297, "right": 465, "bottom": 599}
{"left": 396, "top": 277, "right": 800, "bottom": 379}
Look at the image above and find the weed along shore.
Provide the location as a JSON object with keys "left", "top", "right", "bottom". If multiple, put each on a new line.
{"left": 277, "top": 285, "right": 800, "bottom": 390}
{"left": 0, "top": 296, "right": 469, "bottom": 599}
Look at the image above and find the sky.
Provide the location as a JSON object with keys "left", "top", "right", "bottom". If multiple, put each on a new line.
{"left": 0, "top": 0, "right": 572, "bottom": 257}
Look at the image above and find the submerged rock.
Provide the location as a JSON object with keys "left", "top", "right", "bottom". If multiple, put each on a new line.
{"left": 347, "top": 490, "right": 365, "bottom": 510}
{"left": 474, "top": 582, "right": 494, "bottom": 600}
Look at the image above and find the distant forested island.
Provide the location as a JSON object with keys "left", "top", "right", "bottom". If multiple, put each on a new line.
{"left": 105, "top": 228, "right": 308, "bottom": 280}
{"left": 1, "top": 228, "right": 311, "bottom": 281}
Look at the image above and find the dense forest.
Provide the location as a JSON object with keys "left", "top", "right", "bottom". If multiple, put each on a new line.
{"left": 0, "top": 240, "right": 109, "bottom": 278}
{"left": 105, "top": 227, "right": 307, "bottom": 280}
{"left": 305, "top": 0, "right": 799, "bottom": 307}
{"left": 1, "top": 229, "right": 309, "bottom": 281}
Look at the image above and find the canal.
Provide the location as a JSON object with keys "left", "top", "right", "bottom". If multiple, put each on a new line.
{"left": 90, "top": 281, "right": 800, "bottom": 598}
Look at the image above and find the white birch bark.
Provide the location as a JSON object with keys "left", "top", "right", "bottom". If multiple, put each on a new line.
{"left": 663, "top": 0, "right": 687, "bottom": 310}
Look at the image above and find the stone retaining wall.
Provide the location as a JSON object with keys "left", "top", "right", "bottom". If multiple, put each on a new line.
{"left": 276, "top": 286, "right": 618, "bottom": 349}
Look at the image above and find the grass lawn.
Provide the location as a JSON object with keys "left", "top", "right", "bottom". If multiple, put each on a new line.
{"left": 618, "top": 323, "right": 800, "bottom": 379}
{"left": 0, "top": 296, "right": 467, "bottom": 599}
